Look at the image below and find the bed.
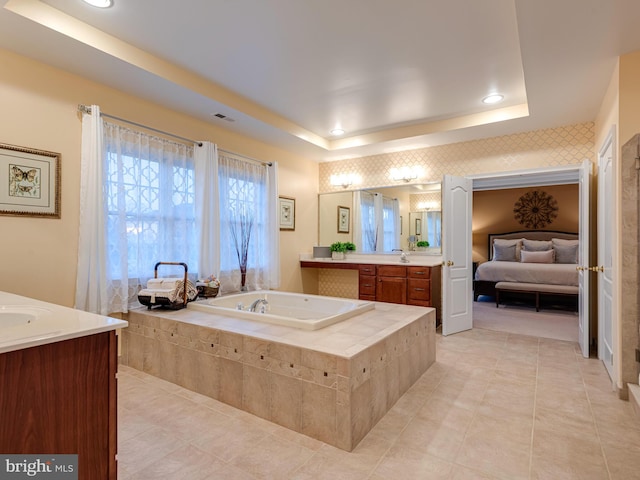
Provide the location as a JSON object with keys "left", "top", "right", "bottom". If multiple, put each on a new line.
{"left": 473, "top": 230, "right": 580, "bottom": 310}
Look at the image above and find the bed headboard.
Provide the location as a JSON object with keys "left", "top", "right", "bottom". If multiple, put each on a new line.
{"left": 488, "top": 230, "right": 578, "bottom": 260}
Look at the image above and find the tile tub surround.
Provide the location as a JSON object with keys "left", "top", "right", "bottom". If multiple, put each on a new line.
{"left": 120, "top": 302, "right": 435, "bottom": 451}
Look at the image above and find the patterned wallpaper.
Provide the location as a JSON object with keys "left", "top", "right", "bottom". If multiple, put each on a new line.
{"left": 409, "top": 192, "right": 442, "bottom": 211}
{"left": 319, "top": 122, "right": 595, "bottom": 193}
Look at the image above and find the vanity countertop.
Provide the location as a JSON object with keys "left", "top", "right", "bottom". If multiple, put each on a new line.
{"left": 0, "top": 291, "right": 128, "bottom": 354}
{"left": 299, "top": 252, "right": 443, "bottom": 267}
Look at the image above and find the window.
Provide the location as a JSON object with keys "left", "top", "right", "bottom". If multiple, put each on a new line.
{"left": 217, "top": 152, "right": 273, "bottom": 291}
{"left": 104, "top": 123, "right": 197, "bottom": 283}
{"left": 357, "top": 192, "right": 400, "bottom": 252}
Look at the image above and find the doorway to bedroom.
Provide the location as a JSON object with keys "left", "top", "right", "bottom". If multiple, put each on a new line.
{"left": 471, "top": 184, "right": 580, "bottom": 343}
{"left": 440, "top": 163, "right": 591, "bottom": 356}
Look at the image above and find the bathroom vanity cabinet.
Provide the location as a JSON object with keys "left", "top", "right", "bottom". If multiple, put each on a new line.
{"left": 301, "top": 259, "right": 441, "bottom": 321}
{"left": 365, "top": 265, "right": 408, "bottom": 304}
{"left": 0, "top": 331, "right": 118, "bottom": 479}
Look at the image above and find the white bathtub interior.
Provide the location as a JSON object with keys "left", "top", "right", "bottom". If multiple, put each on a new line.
{"left": 187, "top": 291, "right": 375, "bottom": 330}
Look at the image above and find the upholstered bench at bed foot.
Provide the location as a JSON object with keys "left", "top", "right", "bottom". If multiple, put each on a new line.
{"left": 495, "top": 282, "right": 579, "bottom": 312}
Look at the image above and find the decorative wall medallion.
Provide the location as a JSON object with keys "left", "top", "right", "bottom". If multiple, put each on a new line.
{"left": 513, "top": 190, "right": 558, "bottom": 229}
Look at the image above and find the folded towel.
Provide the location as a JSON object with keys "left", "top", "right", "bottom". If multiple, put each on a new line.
{"left": 139, "top": 277, "right": 198, "bottom": 304}
{"left": 172, "top": 279, "right": 198, "bottom": 303}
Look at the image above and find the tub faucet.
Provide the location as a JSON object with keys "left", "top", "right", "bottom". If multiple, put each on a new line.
{"left": 249, "top": 298, "right": 269, "bottom": 312}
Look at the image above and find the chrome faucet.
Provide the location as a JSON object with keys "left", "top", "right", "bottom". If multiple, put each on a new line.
{"left": 248, "top": 298, "right": 269, "bottom": 312}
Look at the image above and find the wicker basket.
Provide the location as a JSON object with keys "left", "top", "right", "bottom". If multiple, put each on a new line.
{"left": 197, "top": 285, "right": 219, "bottom": 298}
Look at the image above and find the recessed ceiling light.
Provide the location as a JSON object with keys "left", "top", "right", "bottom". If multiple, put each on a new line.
{"left": 83, "top": 0, "right": 113, "bottom": 8}
{"left": 330, "top": 128, "right": 345, "bottom": 136}
{"left": 482, "top": 94, "right": 504, "bottom": 105}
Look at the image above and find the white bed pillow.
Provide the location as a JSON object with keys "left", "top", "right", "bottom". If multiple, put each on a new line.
{"left": 520, "top": 249, "right": 555, "bottom": 263}
{"left": 493, "top": 238, "right": 523, "bottom": 261}
{"left": 522, "top": 239, "right": 552, "bottom": 251}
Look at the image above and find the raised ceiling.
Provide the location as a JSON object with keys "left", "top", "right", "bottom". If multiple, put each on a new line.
{"left": 0, "top": 0, "right": 639, "bottom": 161}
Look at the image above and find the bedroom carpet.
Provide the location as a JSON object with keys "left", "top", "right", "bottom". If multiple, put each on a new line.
{"left": 473, "top": 297, "right": 578, "bottom": 342}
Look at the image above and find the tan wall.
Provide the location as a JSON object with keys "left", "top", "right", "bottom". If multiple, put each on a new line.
{"left": 0, "top": 48, "right": 317, "bottom": 306}
{"left": 472, "top": 185, "right": 579, "bottom": 262}
{"left": 619, "top": 51, "right": 640, "bottom": 147}
{"left": 318, "top": 191, "right": 353, "bottom": 246}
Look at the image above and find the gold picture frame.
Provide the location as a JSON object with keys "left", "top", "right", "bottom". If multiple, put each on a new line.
{"left": 337, "top": 205, "right": 350, "bottom": 233}
{"left": 279, "top": 196, "right": 295, "bottom": 231}
{"left": 0, "top": 143, "right": 61, "bottom": 218}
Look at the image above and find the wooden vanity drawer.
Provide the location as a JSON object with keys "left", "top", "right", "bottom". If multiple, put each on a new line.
{"left": 407, "top": 278, "right": 431, "bottom": 301}
{"left": 359, "top": 275, "right": 377, "bottom": 296}
{"left": 376, "top": 265, "right": 407, "bottom": 277}
{"left": 359, "top": 265, "right": 376, "bottom": 276}
{"left": 407, "top": 266, "right": 431, "bottom": 279}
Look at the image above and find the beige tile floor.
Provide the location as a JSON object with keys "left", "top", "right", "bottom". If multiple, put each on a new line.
{"left": 118, "top": 328, "right": 640, "bottom": 479}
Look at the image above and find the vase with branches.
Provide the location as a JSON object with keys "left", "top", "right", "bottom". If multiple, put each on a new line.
{"left": 230, "top": 210, "right": 253, "bottom": 291}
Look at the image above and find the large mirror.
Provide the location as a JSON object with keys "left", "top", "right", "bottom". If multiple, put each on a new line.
{"left": 318, "top": 183, "right": 442, "bottom": 253}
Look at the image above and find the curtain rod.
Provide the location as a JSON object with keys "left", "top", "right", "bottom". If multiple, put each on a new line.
{"left": 78, "top": 105, "right": 273, "bottom": 166}
{"left": 78, "top": 104, "right": 203, "bottom": 147}
{"left": 218, "top": 148, "right": 272, "bottom": 167}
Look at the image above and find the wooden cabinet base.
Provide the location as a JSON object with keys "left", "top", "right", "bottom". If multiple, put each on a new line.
{"left": 0, "top": 331, "right": 118, "bottom": 479}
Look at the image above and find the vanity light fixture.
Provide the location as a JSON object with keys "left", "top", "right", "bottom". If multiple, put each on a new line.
{"left": 83, "top": 0, "right": 113, "bottom": 7}
{"left": 330, "top": 128, "right": 345, "bottom": 136}
{"left": 417, "top": 201, "right": 439, "bottom": 211}
{"left": 482, "top": 94, "right": 504, "bottom": 105}
{"left": 330, "top": 174, "right": 356, "bottom": 189}
{"left": 390, "top": 166, "right": 419, "bottom": 183}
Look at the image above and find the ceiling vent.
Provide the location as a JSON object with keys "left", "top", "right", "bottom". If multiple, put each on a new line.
{"left": 212, "top": 113, "right": 235, "bottom": 122}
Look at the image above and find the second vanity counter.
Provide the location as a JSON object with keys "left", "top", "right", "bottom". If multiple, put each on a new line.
{"left": 299, "top": 252, "right": 443, "bottom": 267}
{"left": 300, "top": 253, "right": 442, "bottom": 321}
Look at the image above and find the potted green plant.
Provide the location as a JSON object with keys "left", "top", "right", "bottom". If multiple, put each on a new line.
{"left": 330, "top": 241, "right": 347, "bottom": 260}
{"left": 343, "top": 242, "right": 356, "bottom": 253}
{"left": 416, "top": 240, "right": 430, "bottom": 251}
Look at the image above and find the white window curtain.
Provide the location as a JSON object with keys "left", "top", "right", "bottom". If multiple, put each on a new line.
{"left": 75, "top": 105, "right": 109, "bottom": 314}
{"left": 217, "top": 152, "right": 280, "bottom": 293}
{"left": 352, "top": 191, "right": 364, "bottom": 252}
{"left": 358, "top": 191, "right": 378, "bottom": 252}
{"left": 195, "top": 142, "right": 219, "bottom": 278}
{"left": 426, "top": 210, "right": 442, "bottom": 247}
{"left": 76, "top": 106, "right": 197, "bottom": 313}
{"left": 382, "top": 196, "right": 400, "bottom": 251}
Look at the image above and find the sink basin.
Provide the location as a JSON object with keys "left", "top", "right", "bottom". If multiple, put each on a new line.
{"left": 0, "top": 311, "right": 39, "bottom": 327}
{"left": 0, "top": 306, "right": 60, "bottom": 344}
{"left": 0, "top": 292, "right": 128, "bottom": 354}
{"left": 0, "top": 306, "right": 52, "bottom": 325}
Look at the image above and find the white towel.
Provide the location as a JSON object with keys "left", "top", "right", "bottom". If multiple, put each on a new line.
{"left": 139, "top": 277, "right": 198, "bottom": 304}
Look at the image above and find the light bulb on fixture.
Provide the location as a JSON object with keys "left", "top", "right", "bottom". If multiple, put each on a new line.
{"left": 83, "top": 0, "right": 113, "bottom": 7}
{"left": 330, "top": 174, "right": 356, "bottom": 188}
{"left": 482, "top": 94, "right": 504, "bottom": 105}
{"left": 330, "top": 128, "right": 345, "bottom": 136}
{"left": 390, "top": 166, "right": 419, "bottom": 182}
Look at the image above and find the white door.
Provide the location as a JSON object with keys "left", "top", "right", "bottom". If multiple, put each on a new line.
{"left": 598, "top": 128, "right": 616, "bottom": 380}
{"left": 442, "top": 175, "right": 473, "bottom": 336}
{"left": 577, "top": 160, "right": 591, "bottom": 358}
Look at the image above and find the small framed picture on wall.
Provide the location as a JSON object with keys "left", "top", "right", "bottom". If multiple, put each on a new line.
{"left": 279, "top": 196, "right": 295, "bottom": 231}
{"left": 337, "top": 205, "right": 350, "bottom": 233}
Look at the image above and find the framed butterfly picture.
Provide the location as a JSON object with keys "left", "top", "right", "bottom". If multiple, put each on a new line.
{"left": 0, "top": 143, "right": 61, "bottom": 218}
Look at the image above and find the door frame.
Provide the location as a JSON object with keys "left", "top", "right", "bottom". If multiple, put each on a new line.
{"left": 597, "top": 127, "right": 617, "bottom": 381}
{"left": 466, "top": 164, "right": 592, "bottom": 355}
